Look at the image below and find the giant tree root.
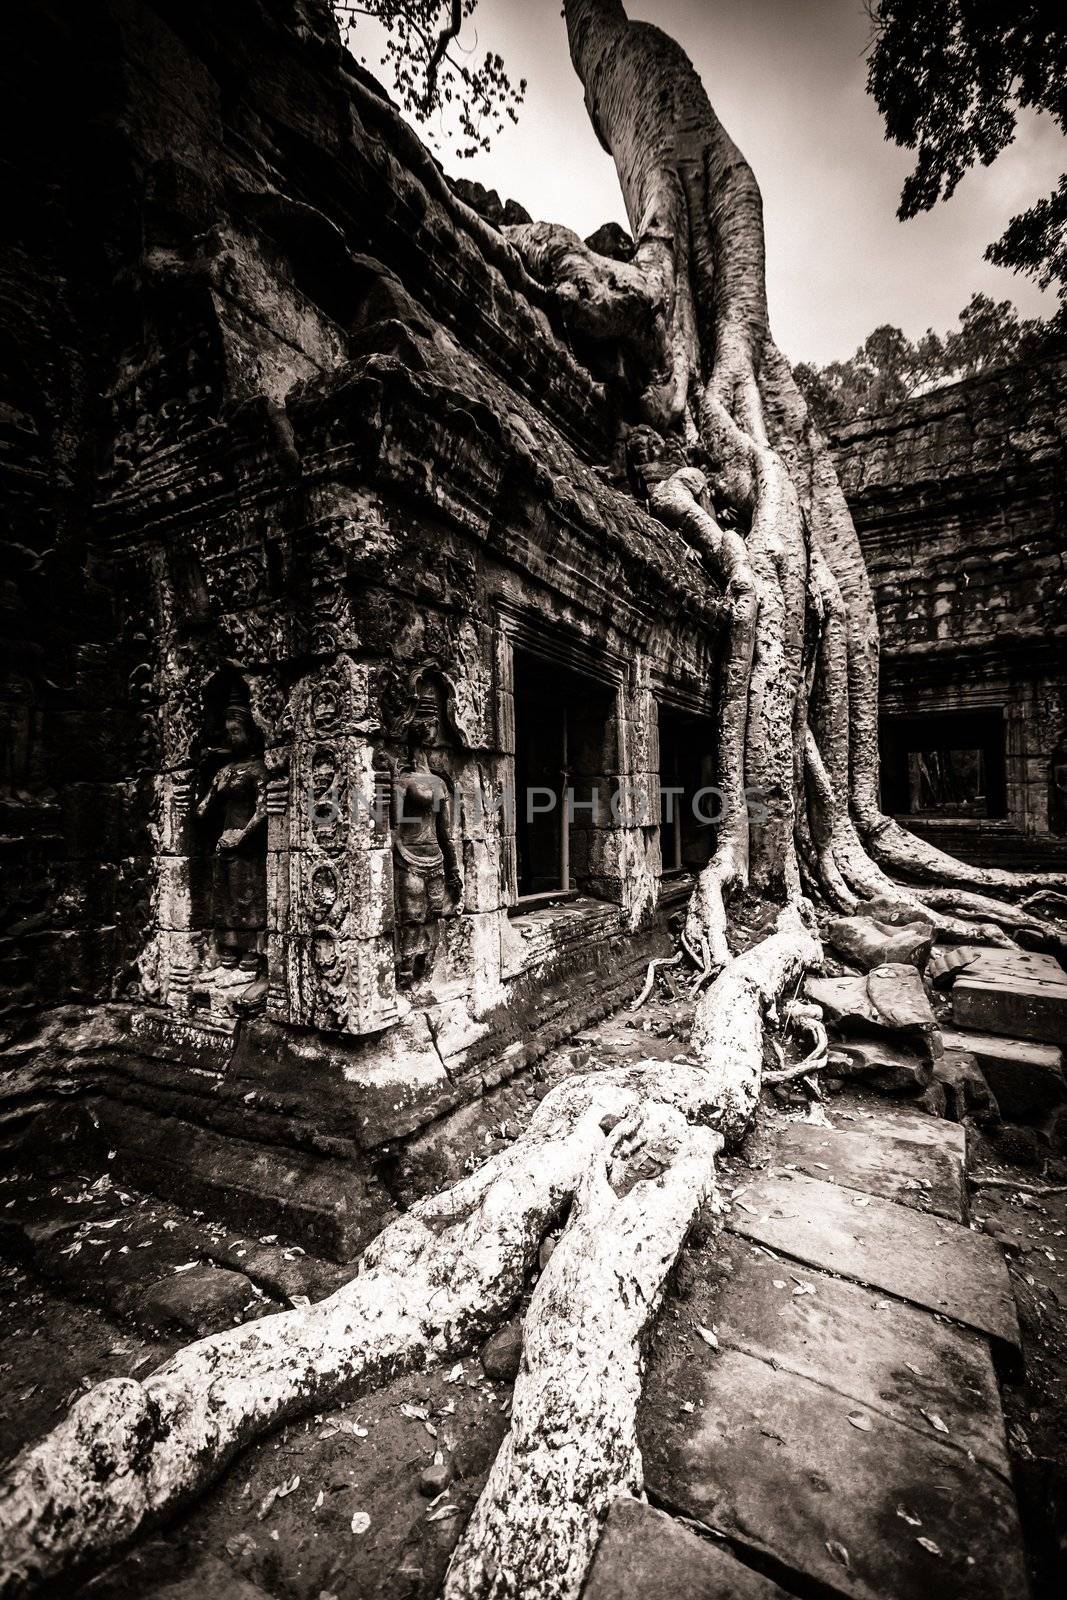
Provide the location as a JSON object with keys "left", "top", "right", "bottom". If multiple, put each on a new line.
{"left": 913, "top": 886, "right": 1067, "bottom": 949}
{"left": 862, "top": 814, "right": 1067, "bottom": 897}
{"left": 444, "top": 1106, "right": 720, "bottom": 1600}
{"left": 0, "top": 910, "right": 819, "bottom": 1600}
{"left": 443, "top": 903, "right": 818, "bottom": 1599}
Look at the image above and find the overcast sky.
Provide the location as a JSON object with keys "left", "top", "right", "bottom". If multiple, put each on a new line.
{"left": 346, "top": 0, "right": 1063, "bottom": 366}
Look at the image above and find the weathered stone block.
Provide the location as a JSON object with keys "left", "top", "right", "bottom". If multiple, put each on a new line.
{"left": 466, "top": 910, "right": 504, "bottom": 1015}
{"left": 929, "top": 944, "right": 987, "bottom": 990}
{"left": 934, "top": 1046, "right": 999, "bottom": 1125}
{"left": 233, "top": 1012, "right": 458, "bottom": 1147}
{"left": 953, "top": 975, "right": 1067, "bottom": 1046}
{"left": 15, "top": 928, "right": 118, "bottom": 1005}
{"left": 158, "top": 930, "right": 204, "bottom": 1010}
{"left": 826, "top": 1035, "right": 931, "bottom": 1095}
{"left": 59, "top": 782, "right": 127, "bottom": 859}
{"left": 126, "top": 1007, "right": 233, "bottom": 1072}
{"left": 585, "top": 1499, "right": 791, "bottom": 1600}
{"left": 941, "top": 1026, "right": 1065, "bottom": 1118}
{"left": 462, "top": 835, "right": 505, "bottom": 912}
{"left": 932, "top": 946, "right": 1066, "bottom": 992}
{"left": 726, "top": 1168, "right": 1019, "bottom": 1351}
{"left": 94, "top": 1098, "right": 392, "bottom": 1261}
{"left": 284, "top": 926, "right": 400, "bottom": 1036}
{"left": 619, "top": 702, "right": 657, "bottom": 773}
{"left": 771, "top": 1114, "right": 964, "bottom": 1220}
{"left": 426, "top": 995, "right": 491, "bottom": 1065}
{"left": 153, "top": 855, "right": 192, "bottom": 929}
{"left": 140, "top": 1264, "right": 255, "bottom": 1336}
{"left": 807, "top": 963, "right": 942, "bottom": 1060}
{"left": 827, "top": 913, "right": 934, "bottom": 971}
{"left": 587, "top": 828, "right": 625, "bottom": 879}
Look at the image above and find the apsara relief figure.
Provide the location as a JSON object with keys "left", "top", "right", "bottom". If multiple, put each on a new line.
{"left": 388, "top": 677, "right": 463, "bottom": 987}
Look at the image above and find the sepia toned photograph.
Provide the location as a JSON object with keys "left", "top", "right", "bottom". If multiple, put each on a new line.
{"left": 0, "top": 3, "right": 1064, "bottom": 1597}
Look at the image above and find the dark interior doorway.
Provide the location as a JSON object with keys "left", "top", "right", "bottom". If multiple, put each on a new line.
{"left": 879, "top": 709, "right": 1007, "bottom": 819}
{"left": 658, "top": 705, "right": 716, "bottom": 874}
{"left": 513, "top": 651, "right": 616, "bottom": 902}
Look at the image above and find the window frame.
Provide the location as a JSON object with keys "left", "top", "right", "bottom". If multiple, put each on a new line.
{"left": 495, "top": 616, "right": 626, "bottom": 913}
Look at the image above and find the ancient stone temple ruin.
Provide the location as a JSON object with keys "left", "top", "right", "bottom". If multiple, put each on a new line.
{"left": 2, "top": 0, "right": 724, "bottom": 1253}
{"left": 833, "top": 356, "right": 1067, "bottom": 873}
{"left": 2, "top": 5, "right": 1065, "bottom": 1600}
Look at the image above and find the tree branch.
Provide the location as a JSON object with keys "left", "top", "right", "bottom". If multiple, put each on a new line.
{"left": 423, "top": 0, "right": 463, "bottom": 109}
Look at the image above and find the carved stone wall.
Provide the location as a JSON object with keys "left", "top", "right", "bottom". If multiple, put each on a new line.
{"left": 0, "top": 0, "right": 728, "bottom": 1173}
{"left": 831, "top": 356, "right": 1067, "bottom": 869}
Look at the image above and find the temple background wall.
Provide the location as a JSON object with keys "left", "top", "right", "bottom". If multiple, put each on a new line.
{"left": 831, "top": 356, "right": 1067, "bottom": 870}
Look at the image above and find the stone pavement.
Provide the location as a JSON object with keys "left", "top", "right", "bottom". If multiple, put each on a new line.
{"left": 0, "top": 989, "right": 1048, "bottom": 1600}
{"left": 597, "top": 1101, "right": 1031, "bottom": 1600}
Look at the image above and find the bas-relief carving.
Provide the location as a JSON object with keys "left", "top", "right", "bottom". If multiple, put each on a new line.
{"left": 279, "top": 656, "right": 401, "bottom": 1036}
{"left": 145, "top": 624, "right": 507, "bottom": 1035}
{"left": 385, "top": 672, "right": 464, "bottom": 989}
{"left": 149, "top": 666, "right": 275, "bottom": 1025}
{"left": 190, "top": 685, "right": 269, "bottom": 1017}
{"left": 195, "top": 697, "right": 267, "bottom": 965}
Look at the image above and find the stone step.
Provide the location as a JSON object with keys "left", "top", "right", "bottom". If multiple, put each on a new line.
{"left": 711, "top": 1237, "right": 1010, "bottom": 1476}
{"left": 929, "top": 944, "right": 1066, "bottom": 995}
{"left": 0, "top": 1165, "right": 350, "bottom": 1334}
{"left": 963, "top": 956, "right": 1067, "bottom": 986}
{"left": 806, "top": 964, "right": 942, "bottom": 1060}
{"left": 829, "top": 1102, "right": 967, "bottom": 1154}
{"left": 934, "top": 1046, "right": 1000, "bottom": 1125}
{"left": 0, "top": 1181, "right": 268, "bottom": 1335}
{"left": 74, "top": 1098, "right": 394, "bottom": 1263}
{"left": 640, "top": 1208, "right": 1027, "bottom": 1600}
{"left": 769, "top": 1116, "right": 966, "bottom": 1222}
{"left": 725, "top": 1169, "right": 1019, "bottom": 1352}
{"left": 642, "top": 1128, "right": 1028, "bottom": 1600}
{"left": 941, "top": 1027, "right": 1065, "bottom": 1119}
{"left": 964, "top": 949, "right": 1064, "bottom": 984}
{"left": 952, "top": 973, "right": 1067, "bottom": 1048}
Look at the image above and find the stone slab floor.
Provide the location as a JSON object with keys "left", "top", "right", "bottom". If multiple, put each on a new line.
{"left": 635, "top": 1102, "right": 1026, "bottom": 1600}
{"left": 1, "top": 990, "right": 1065, "bottom": 1599}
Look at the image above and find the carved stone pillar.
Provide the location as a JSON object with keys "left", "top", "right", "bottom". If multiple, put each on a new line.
{"left": 157, "top": 766, "right": 199, "bottom": 1011}
{"left": 617, "top": 663, "right": 659, "bottom": 931}
{"left": 264, "top": 756, "right": 291, "bottom": 1018}
{"left": 276, "top": 656, "right": 400, "bottom": 1034}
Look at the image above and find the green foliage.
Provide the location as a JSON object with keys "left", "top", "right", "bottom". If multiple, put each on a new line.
{"left": 334, "top": 1, "right": 525, "bottom": 158}
{"left": 795, "top": 294, "right": 1065, "bottom": 431}
{"left": 867, "top": 1, "right": 1067, "bottom": 300}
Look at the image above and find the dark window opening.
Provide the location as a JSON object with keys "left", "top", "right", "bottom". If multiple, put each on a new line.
{"left": 658, "top": 707, "right": 716, "bottom": 874}
{"left": 513, "top": 652, "right": 617, "bottom": 904}
{"left": 879, "top": 710, "right": 1007, "bottom": 820}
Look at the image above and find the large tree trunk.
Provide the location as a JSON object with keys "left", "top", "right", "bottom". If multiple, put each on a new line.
{"left": 2, "top": 4, "right": 1063, "bottom": 1597}
{"left": 556, "top": 0, "right": 1064, "bottom": 945}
